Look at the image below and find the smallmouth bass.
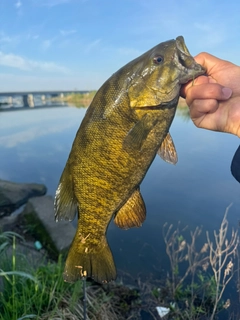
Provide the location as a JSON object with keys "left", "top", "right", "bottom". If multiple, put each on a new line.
{"left": 55, "top": 36, "right": 205, "bottom": 283}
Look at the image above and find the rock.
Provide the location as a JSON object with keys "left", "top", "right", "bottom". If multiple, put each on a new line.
{"left": 20, "top": 195, "right": 75, "bottom": 257}
{"left": 0, "top": 214, "right": 19, "bottom": 231}
{"left": 0, "top": 179, "right": 47, "bottom": 217}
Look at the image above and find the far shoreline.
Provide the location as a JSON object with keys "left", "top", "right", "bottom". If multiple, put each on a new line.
{"left": 52, "top": 91, "right": 96, "bottom": 108}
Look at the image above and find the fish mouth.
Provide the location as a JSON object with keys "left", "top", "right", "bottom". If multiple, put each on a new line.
{"left": 175, "top": 36, "right": 205, "bottom": 84}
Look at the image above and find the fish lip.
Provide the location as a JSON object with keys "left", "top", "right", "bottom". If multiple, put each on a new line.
{"left": 176, "top": 36, "right": 190, "bottom": 57}
{"left": 175, "top": 36, "right": 206, "bottom": 83}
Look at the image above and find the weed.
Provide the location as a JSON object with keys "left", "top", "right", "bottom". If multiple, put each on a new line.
{"left": 0, "top": 205, "right": 239, "bottom": 319}
{"left": 161, "top": 205, "right": 239, "bottom": 319}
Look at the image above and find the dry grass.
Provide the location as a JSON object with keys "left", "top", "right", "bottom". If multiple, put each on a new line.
{"left": 161, "top": 205, "right": 239, "bottom": 319}
{"left": 40, "top": 283, "right": 142, "bottom": 320}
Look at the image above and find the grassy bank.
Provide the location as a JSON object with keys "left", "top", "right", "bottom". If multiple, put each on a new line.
{"left": 56, "top": 91, "right": 96, "bottom": 108}
{"left": 0, "top": 207, "right": 239, "bottom": 319}
{"left": 0, "top": 231, "right": 142, "bottom": 320}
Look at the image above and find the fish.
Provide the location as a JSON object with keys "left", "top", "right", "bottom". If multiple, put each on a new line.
{"left": 54, "top": 36, "right": 205, "bottom": 284}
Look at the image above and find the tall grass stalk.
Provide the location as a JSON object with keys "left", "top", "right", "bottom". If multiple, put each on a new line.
{"left": 207, "top": 204, "right": 239, "bottom": 320}
{"left": 163, "top": 206, "right": 239, "bottom": 319}
{"left": 12, "top": 235, "right": 16, "bottom": 319}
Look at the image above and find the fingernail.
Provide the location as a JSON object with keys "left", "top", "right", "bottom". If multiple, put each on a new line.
{"left": 222, "top": 87, "right": 232, "bottom": 99}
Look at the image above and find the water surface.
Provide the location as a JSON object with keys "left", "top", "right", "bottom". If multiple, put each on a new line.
{"left": 1, "top": 105, "right": 239, "bottom": 294}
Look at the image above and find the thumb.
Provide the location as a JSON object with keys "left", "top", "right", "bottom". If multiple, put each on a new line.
{"left": 221, "top": 87, "right": 233, "bottom": 99}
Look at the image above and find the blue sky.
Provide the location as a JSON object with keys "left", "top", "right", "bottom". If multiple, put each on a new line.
{"left": 0, "top": 0, "right": 240, "bottom": 91}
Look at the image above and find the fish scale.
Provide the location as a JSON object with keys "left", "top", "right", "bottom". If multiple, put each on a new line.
{"left": 54, "top": 36, "right": 205, "bottom": 283}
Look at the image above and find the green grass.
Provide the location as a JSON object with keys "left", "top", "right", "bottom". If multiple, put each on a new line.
{"left": 0, "top": 231, "right": 138, "bottom": 320}
{"left": 0, "top": 231, "right": 83, "bottom": 320}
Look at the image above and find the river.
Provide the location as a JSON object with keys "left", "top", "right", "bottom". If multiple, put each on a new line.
{"left": 0, "top": 103, "right": 240, "bottom": 316}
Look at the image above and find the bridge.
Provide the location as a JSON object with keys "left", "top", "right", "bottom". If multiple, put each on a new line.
{"left": 0, "top": 90, "right": 89, "bottom": 108}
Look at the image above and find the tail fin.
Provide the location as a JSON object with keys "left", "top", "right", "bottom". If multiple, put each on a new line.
{"left": 63, "top": 236, "right": 116, "bottom": 284}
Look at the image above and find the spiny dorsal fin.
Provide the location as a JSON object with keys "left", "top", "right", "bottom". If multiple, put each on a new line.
{"left": 54, "top": 163, "right": 77, "bottom": 222}
{"left": 158, "top": 132, "right": 178, "bottom": 165}
{"left": 114, "top": 188, "right": 146, "bottom": 229}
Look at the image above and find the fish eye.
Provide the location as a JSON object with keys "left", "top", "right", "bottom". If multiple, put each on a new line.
{"left": 153, "top": 55, "right": 164, "bottom": 64}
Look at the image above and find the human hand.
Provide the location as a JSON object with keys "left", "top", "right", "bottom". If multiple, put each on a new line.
{"left": 181, "top": 53, "right": 240, "bottom": 137}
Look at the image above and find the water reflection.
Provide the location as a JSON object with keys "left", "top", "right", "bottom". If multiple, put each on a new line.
{"left": 1, "top": 104, "right": 239, "bottom": 229}
{"left": 0, "top": 99, "right": 68, "bottom": 112}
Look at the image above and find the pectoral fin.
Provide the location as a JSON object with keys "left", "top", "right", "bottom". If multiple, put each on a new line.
{"left": 54, "top": 163, "right": 77, "bottom": 222}
{"left": 114, "top": 188, "right": 146, "bottom": 229}
{"left": 158, "top": 132, "right": 178, "bottom": 165}
{"left": 123, "top": 114, "right": 155, "bottom": 151}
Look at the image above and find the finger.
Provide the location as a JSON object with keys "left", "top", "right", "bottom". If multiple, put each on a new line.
{"left": 193, "top": 52, "right": 226, "bottom": 73}
{"left": 189, "top": 98, "right": 219, "bottom": 120}
{"left": 185, "top": 83, "right": 232, "bottom": 106}
{"left": 193, "top": 52, "right": 237, "bottom": 76}
{"left": 180, "top": 75, "right": 209, "bottom": 98}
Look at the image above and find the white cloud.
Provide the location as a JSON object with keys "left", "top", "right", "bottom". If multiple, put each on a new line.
{"left": 42, "top": 39, "right": 52, "bottom": 50}
{"left": 60, "top": 29, "right": 77, "bottom": 36}
{"left": 33, "top": 0, "right": 73, "bottom": 7}
{"left": 0, "top": 32, "right": 13, "bottom": 44}
{"left": 26, "top": 33, "right": 40, "bottom": 40}
{"left": 31, "top": 61, "right": 70, "bottom": 73}
{"left": 84, "top": 39, "right": 101, "bottom": 53}
{"left": 0, "top": 51, "right": 70, "bottom": 74}
{"left": 15, "top": 0, "right": 22, "bottom": 8}
{"left": 39, "top": 0, "right": 88, "bottom": 6}
{"left": 0, "top": 52, "right": 27, "bottom": 70}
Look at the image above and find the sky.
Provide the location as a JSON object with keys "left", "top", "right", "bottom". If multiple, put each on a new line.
{"left": 0, "top": 0, "right": 240, "bottom": 91}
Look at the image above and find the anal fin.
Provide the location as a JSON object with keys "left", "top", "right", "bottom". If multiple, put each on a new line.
{"left": 114, "top": 188, "right": 146, "bottom": 229}
{"left": 157, "top": 132, "right": 178, "bottom": 165}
